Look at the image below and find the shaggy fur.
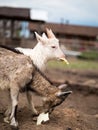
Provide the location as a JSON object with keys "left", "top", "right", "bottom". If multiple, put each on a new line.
{"left": 0, "top": 47, "right": 33, "bottom": 90}
{"left": 0, "top": 47, "right": 71, "bottom": 128}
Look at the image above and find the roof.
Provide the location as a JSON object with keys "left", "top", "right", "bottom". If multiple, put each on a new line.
{"left": 0, "top": 7, "right": 30, "bottom": 20}
{"left": 29, "top": 23, "right": 98, "bottom": 37}
{"left": 46, "top": 23, "right": 98, "bottom": 37}
{"left": 0, "top": 7, "right": 45, "bottom": 22}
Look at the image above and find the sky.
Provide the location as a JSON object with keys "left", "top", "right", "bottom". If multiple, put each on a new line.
{"left": 0, "top": 0, "right": 98, "bottom": 27}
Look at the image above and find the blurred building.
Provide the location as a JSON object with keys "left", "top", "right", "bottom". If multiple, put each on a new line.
{"left": 0, "top": 6, "right": 47, "bottom": 47}
{"left": 29, "top": 22, "right": 98, "bottom": 51}
{"left": 0, "top": 6, "right": 98, "bottom": 50}
{"left": 0, "top": 7, "right": 47, "bottom": 38}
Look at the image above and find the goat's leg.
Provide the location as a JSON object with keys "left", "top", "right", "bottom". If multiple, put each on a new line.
{"left": 4, "top": 90, "right": 12, "bottom": 124}
{"left": 4, "top": 90, "right": 11, "bottom": 119}
{"left": 4, "top": 106, "right": 11, "bottom": 117}
{"left": 26, "top": 91, "right": 39, "bottom": 116}
{"left": 9, "top": 87, "right": 19, "bottom": 128}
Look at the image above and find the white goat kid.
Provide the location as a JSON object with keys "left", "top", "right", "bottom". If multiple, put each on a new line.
{"left": 16, "top": 28, "right": 69, "bottom": 71}
{"left": 15, "top": 28, "right": 69, "bottom": 116}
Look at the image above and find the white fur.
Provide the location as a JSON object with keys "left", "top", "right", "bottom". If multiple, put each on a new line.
{"left": 16, "top": 32, "right": 65, "bottom": 71}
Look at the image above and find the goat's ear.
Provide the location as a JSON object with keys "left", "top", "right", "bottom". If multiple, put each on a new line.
{"left": 58, "top": 84, "right": 67, "bottom": 90}
{"left": 42, "top": 33, "right": 48, "bottom": 39}
{"left": 55, "top": 90, "right": 72, "bottom": 97}
{"left": 35, "top": 32, "right": 46, "bottom": 44}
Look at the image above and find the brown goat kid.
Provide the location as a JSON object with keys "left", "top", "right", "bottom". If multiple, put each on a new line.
{"left": 0, "top": 47, "right": 72, "bottom": 129}
{"left": 0, "top": 47, "right": 33, "bottom": 128}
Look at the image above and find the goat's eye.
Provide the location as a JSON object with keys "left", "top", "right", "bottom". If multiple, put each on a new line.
{"left": 51, "top": 46, "right": 56, "bottom": 49}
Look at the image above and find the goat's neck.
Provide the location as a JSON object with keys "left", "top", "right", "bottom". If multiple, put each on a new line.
{"left": 30, "top": 43, "right": 48, "bottom": 71}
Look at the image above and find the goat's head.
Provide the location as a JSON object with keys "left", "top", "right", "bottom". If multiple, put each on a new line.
{"left": 35, "top": 28, "right": 69, "bottom": 64}
{"left": 42, "top": 84, "right": 72, "bottom": 113}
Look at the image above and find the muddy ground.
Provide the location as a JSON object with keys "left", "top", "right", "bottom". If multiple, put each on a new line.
{"left": 0, "top": 68, "right": 98, "bottom": 130}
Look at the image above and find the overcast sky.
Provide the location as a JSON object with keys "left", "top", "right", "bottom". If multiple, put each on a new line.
{"left": 0, "top": 0, "right": 98, "bottom": 27}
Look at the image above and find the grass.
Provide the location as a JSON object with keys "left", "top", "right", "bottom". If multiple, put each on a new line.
{"left": 78, "top": 51, "right": 98, "bottom": 60}
{"left": 47, "top": 58, "right": 98, "bottom": 70}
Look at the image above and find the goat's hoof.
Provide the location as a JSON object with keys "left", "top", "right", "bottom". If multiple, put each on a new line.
{"left": 32, "top": 112, "right": 39, "bottom": 117}
{"left": 10, "top": 123, "right": 19, "bottom": 130}
{"left": 32, "top": 110, "right": 39, "bottom": 117}
{"left": 32, "top": 116, "right": 37, "bottom": 122}
{"left": 10, "top": 120, "right": 19, "bottom": 130}
{"left": 11, "top": 125, "right": 19, "bottom": 130}
{"left": 4, "top": 117, "right": 10, "bottom": 124}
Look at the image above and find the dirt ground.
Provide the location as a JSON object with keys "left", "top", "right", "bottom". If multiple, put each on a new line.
{"left": 0, "top": 68, "right": 98, "bottom": 130}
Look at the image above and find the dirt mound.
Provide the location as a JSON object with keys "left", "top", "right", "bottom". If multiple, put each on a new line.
{"left": 0, "top": 106, "right": 98, "bottom": 130}
{"left": 0, "top": 69, "right": 98, "bottom": 130}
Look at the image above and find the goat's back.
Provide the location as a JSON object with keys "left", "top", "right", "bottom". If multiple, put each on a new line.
{"left": 0, "top": 47, "right": 34, "bottom": 90}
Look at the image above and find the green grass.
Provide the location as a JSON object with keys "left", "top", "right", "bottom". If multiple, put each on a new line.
{"left": 47, "top": 59, "right": 98, "bottom": 70}
{"left": 78, "top": 51, "right": 98, "bottom": 60}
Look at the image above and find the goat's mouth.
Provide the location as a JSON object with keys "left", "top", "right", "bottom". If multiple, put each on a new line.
{"left": 59, "top": 57, "right": 69, "bottom": 65}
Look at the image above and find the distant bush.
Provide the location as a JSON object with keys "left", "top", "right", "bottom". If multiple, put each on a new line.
{"left": 78, "top": 51, "right": 98, "bottom": 60}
